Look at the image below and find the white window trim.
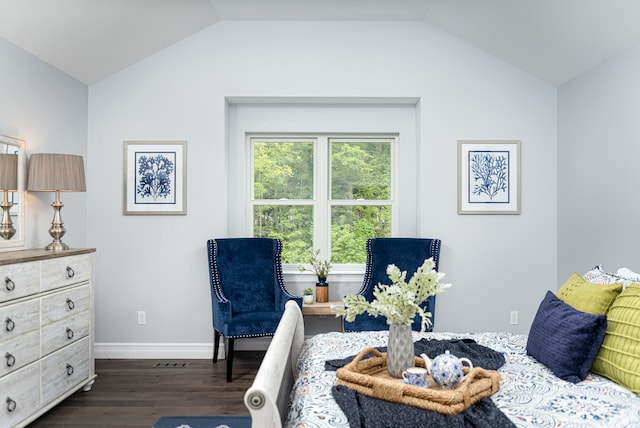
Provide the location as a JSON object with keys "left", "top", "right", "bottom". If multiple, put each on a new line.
{"left": 226, "top": 99, "right": 419, "bottom": 277}
{"left": 248, "top": 134, "right": 397, "bottom": 269}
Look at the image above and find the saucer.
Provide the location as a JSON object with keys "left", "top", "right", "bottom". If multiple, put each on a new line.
{"left": 401, "top": 379, "right": 429, "bottom": 388}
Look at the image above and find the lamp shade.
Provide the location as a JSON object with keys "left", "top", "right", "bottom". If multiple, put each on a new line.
{"left": 27, "top": 153, "right": 86, "bottom": 192}
{"left": 0, "top": 153, "right": 18, "bottom": 191}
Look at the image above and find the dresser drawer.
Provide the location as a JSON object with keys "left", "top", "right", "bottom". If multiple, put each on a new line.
{"left": 41, "top": 254, "right": 91, "bottom": 292}
{"left": 0, "top": 261, "right": 39, "bottom": 303}
{"left": 41, "top": 337, "right": 90, "bottom": 405}
{"left": 41, "top": 284, "right": 90, "bottom": 325}
{"left": 41, "top": 310, "right": 90, "bottom": 356}
{"left": 0, "top": 330, "right": 39, "bottom": 377}
{"left": 0, "top": 299, "right": 40, "bottom": 342}
{"left": 0, "top": 362, "right": 40, "bottom": 428}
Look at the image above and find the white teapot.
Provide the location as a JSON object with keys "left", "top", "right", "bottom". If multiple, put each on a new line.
{"left": 420, "top": 350, "right": 473, "bottom": 389}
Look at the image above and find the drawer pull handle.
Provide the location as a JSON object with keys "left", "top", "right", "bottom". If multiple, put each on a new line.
{"left": 66, "top": 266, "right": 75, "bottom": 278}
{"left": 5, "top": 352, "right": 15, "bottom": 367}
{"left": 5, "top": 277, "right": 14, "bottom": 291}
{"left": 66, "top": 298, "right": 75, "bottom": 310}
{"left": 66, "top": 363, "right": 74, "bottom": 376}
{"left": 6, "top": 397, "right": 16, "bottom": 412}
{"left": 5, "top": 317, "right": 15, "bottom": 332}
{"left": 66, "top": 327, "right": 75, "bottom": 340}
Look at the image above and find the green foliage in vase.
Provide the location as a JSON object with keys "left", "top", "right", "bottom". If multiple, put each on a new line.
{"left": 298, "top": 248, "right": 332, "bottom": 279}
{"left": 333, "top": 258, "right": 451, "bottom": 332}
{"left": 303, "top": 287, "right": 313, "bottom": 296}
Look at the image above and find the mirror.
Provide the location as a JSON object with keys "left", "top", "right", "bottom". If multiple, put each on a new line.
{"left": 0, "top": 134, "right": 25, "bottom": 250}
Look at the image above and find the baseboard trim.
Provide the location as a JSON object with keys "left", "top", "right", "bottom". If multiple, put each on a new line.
{"left": 95, "top": 342, "right": 218, "bottom": 359}
{"left": 95, "top": 337, "right": 272, "bottom": 359}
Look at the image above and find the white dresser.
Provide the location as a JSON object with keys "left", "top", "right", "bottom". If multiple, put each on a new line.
{"left": 0, "top": 248, "right": 96, "bottom": 428}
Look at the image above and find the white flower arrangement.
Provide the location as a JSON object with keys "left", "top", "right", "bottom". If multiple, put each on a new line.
{"left": 333, "top": 257, "right": 451, "bottom": 332}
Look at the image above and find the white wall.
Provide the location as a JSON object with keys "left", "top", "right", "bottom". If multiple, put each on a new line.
{"left": 227, "top": 101, "right": 420, "bottom": 242}
{"left": 0, "top": 37, "right": 88, "bottom": 250}
{"left": 9, "top": 14, "right": 640, "bottom": 359}
{"left": 86, "top": 20, "right": 556, "bottom": 356}
{"left": 558, "top": 43, "right": 640, "bottom": 283}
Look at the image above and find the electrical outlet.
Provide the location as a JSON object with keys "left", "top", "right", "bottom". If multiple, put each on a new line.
{"left": 137, "top": 311, "right": 146, "bottom": 325}
{"left": 510, "top": 310, "right": 518, "bottom": 325}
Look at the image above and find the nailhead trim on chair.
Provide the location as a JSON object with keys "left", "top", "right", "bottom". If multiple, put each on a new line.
{"left": 207, "top": 238, "right": 299, "bottom": 340}
{"left": 208, "top": 239, "right": 230, "bottom": 303}
{"left": 357, "top": 238, "right": 442, "bottom": 295}
{"left": 345, "top": 237, "right": 442, "bottom": 332}
{"left": 273, "top": 239, "right": 299, "bottom": 300}
{"left": 223, "top": 332, "right": 277, "bottom": 339}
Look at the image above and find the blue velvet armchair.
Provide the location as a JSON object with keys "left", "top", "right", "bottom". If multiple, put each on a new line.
{"left": 343, "top": 237, "right": 442, "bottom": 332}
{"left": 207, "top": 238, "right": 302, "bottom": 382}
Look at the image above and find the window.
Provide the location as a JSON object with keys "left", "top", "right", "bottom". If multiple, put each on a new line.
{"left": 250, "top": 135, "right": 395, "bottom": 264}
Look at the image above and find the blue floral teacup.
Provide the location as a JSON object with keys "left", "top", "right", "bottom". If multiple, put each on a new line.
{"left": 401, "top": 367, "right": 428, "bottom": 387}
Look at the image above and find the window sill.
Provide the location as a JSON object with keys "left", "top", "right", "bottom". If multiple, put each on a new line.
{"left": 283, "top": 268, "right": 365, "bottom": 278}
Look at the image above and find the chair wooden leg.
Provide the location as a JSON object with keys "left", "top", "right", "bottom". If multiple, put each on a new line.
{"left": 213, "top": 330, "right": 220, "bottom": 364}
{"left": 226, "top": 338, "right": 235, "bottom": 382}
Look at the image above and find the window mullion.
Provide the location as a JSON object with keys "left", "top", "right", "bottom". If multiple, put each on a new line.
{"left": 315, "top": 136, "right": 329, "bottom": 260}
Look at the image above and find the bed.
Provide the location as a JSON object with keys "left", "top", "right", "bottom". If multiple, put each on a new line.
{"left": 245, "top": 298, "right": 640, "bottom": 428}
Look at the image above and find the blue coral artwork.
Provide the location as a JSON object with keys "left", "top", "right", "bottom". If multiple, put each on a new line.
{"left": 469, "top": 150, "right": 510, "bottom": 203}
{"left": 458, "top": 140, "right": 520, "bottom": 214}
{"left": 134, "top": 152, "right": 176, "bottom": 204}
{"left": 124, "top": 141, "right": 187, "bottom": 215}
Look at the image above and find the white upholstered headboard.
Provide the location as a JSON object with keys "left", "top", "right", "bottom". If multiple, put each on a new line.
{"left": 244, "top": 300, "right": 305, "bottom": 427}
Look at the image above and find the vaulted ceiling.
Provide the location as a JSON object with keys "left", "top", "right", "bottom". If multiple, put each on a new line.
{"left": 1, "top": 0, "right": 639, "bottom": 86}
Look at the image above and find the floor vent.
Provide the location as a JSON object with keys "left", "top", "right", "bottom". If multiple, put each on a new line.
{"left": 153, "top": 361, "right": 190, "bottom": 368}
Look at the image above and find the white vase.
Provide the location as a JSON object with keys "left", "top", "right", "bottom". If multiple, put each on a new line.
{"left": 386, "top": 323, "right": 414, "bottom": 378}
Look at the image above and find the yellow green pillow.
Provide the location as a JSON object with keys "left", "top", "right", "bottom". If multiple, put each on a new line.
{"left": 591, "top": 283, "right": 640, "bottom": 394}
{"left": 556, "top": 272, "right": 623, "bottom": 314}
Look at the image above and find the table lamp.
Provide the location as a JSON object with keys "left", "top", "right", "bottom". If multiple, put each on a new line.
{"left": 0, "top": 153, "right": 18, "bottom": 240}
{"left": 27, "top": 153, "right": 86, "bottom": 250}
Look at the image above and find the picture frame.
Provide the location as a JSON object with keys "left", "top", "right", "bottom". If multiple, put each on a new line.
{"left": 123, "top": 141, "right": 187, "bottom": 215}
{"left": 457, "top": 140, "right": 521, "bottom": 215}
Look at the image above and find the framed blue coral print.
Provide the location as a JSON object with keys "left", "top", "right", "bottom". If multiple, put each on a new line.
{"left": 123, "top": 141, "right": 187, "bottom": 215}
{"left": 457, "top": 140, "right": 520, "bottom": 215}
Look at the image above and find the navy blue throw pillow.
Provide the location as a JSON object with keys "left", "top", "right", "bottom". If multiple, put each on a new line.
{"left": 526, "top": 291, "right": 607, "bottom": 383}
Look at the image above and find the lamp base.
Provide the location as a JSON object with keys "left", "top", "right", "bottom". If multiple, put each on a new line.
{"left": 45, "top": 197, "right": 68, "bottom": 251}
{"left": 45, "top": 241, "right": 70, "bottom": 251}
{"left": 0, "top": 198, "right": 15, "bottom": 240}
{"left": 0, "top": 225, "right": 15, "bottom": 240}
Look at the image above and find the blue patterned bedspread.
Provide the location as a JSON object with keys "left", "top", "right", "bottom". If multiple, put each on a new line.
{"left": 285, "top": 331, "right": 640, "bottom": 427}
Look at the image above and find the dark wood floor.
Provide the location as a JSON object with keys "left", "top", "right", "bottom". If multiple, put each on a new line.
{"left": 27, "top": 351, "right": 266, "bottom": 428}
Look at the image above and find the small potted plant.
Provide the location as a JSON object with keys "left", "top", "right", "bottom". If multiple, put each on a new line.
{"left": 302, "top": 287, "right": 314, "bottom": 304}
{"left": 298, "top": 249, "right": 332, "bottom": 302}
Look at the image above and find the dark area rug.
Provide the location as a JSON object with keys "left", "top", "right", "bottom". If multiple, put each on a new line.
{"left": 153, "top": 415, "right": 251, "bottom": 428}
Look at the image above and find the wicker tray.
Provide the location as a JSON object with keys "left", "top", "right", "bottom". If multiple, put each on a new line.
{"left": 335, "top": 347, "right": 501, "bottom": 415}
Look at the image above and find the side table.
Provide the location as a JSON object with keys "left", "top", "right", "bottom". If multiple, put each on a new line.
{"left": 302, "top": 300, "right": 344, "bottom": 332}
